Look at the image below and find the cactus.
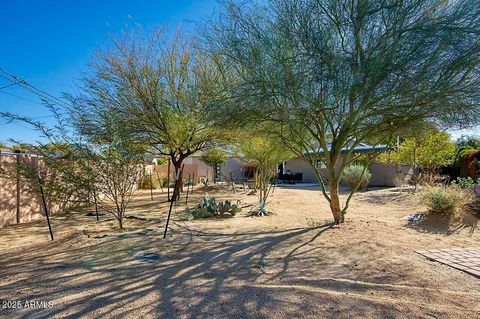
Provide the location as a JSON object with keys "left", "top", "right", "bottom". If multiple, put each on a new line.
{"left": 185, "top": 195, "right": 242, "bottom": 219}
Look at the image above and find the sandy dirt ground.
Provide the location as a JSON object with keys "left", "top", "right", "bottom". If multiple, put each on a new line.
{"left": 0, "top": 184, "right": 479, "bottom": 319}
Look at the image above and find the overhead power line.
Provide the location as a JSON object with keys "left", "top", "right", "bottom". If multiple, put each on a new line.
{"left": 0, "top": 81, "right": 21, "bottom": 90}
{"left": 0, "top": 67, "right": 72, "bottom": 108}
{"left": 0, "top": 90, "right": 37, "bottom": 103}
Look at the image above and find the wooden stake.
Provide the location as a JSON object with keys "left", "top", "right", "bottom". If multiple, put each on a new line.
{"left": 230, "top": 171, "right": 235, "bottom": 194}
{"left": 38, "top": 173, "right": 54, "bottom": 241}
{"left": 93, "top": 187, "right": 99, "bottom": 221}
{"left": 149, "top": 169, "right": 154, "bottom": 201}
{"left": 167, "top": 159, "right": 171, "bottom": 201}
{"left": 16, "top": 153, "right": 20, "bottom": 223}
{"left": 163, "top": 166, "right": 182, "bottom": 239}
{"left": 185, "top": 173, "right": 192, "bottom": 204}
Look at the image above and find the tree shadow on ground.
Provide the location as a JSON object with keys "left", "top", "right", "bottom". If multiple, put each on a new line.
{"left": 403, "top": 213, "right": 478, "bottom": 235}
{"left": 0, "top": 222, "right": 338, "bottom": 318}
{"left": 1, "top": 215, "right": 478, "bottom": 318}
{"left": 355, "top": 190, "right": 415, "bottom": 205}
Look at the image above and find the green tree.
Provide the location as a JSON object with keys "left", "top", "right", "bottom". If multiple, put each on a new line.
{"left": 0, "top": 141, "right": 9, "bottom": 150}
{"left": 379, "top": 131, "right": 456, "bottom": 191}
{"left": 234, "top": 131, "right": 292, "bottom": 215}
{"left": 457, "top": 135, "right": 480, "bottom": 149}
{"left": 71, "top": 30, "right": 228, "bottom": 200}
{"left": 1, "top": 105, "right": 143, "bottom": 230}
{"left": 200, "top": 148, "right": 228, "bottom": 183}
{"left": 207, "top": 0, "right": 480, "bottom": 223}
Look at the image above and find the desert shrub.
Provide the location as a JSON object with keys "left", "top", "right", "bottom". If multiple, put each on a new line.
{"left": 139, "top": 173, "right": 169, "bottom": 189}
{"left": 342, "top": 164, "right": 371, "bottom": 190}
{"left": 451, "top": 177, "right": 479, "bottom": 188}
{"left": 420, "top": 186, "right": 472, "bottom": 216}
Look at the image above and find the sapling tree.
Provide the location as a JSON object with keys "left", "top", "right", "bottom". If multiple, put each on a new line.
{"left": 71, "top": 108, "right": 145, "bottom": 229}
{"left": 82, "top": 148, "right": 143, "bottom": 229}
{"left": 207, "top": 0, "right": 480, "bottom": 223}
{"left": 234, "top": 131, "right": 292, "bottom": 215}
{"left": 200, "top": 148, "right": 228, "bottom": 183}
{"left": 1, "top": 104, "right": 143, "bottom": 230}
{"left": 0, "top": 109, "right": 90, "bottom": 215}
{"left": 71, "top": 29, "right": 228, "bottom": 200}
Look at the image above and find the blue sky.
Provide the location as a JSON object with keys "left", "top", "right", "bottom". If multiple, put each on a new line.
{"left": 0, "top": 0, "right": 477, "bottom": 145}
{"left": 0, "top": 0, "right": 218, "bottom": 144}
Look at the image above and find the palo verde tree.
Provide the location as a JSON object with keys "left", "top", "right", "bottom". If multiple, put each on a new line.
{"left": 72, "top": 29, "right": 228, "bottom": 200}
{"left": 1, "top": 104, "right": 143, "bottom": 231}
{"left": 71, "top": 105, "right": 145, "bottom": 229}
{"left": 234, "top": 131, "right": 292, "bottom": 216}
{"left": 207, "top": 0, "right": 480, "bottom": 223}
{"left": 200, "top": 148, "right": 228, "bottom": 183}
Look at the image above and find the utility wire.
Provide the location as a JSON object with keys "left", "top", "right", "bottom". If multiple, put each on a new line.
{"left": 0, "top": 81, "right": 20, "bottom": 90}
{"left": 0, "top": 90, "right": 37, "bottom": 103}
{"left": 0, "top": 67, "right": 72, "bottom": 108}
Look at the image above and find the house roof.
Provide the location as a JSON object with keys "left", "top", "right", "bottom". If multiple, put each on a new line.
{"left": 307, "top": 143, "right": 388, "bottom": 156}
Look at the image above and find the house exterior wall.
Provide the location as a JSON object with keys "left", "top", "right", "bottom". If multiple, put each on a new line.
{"left": 220, "top": 157, "right": 244, "bottom": 181}
{"left": 221, "top": 154, "right": 407, "bottom": 187}
{"left": 283, "top": 156, "right": 411, "bottom": 187}
{"left": 369, "top": 163, "right": 412, "bottom": 187}
{"left": 152, "top": 157, "right": 215, "bottom": 183}
{"left": 284, "top": 158, "right": 317, "bottom": 183}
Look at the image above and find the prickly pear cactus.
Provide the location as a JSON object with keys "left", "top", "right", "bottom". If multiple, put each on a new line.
{"left": 186, "top": 195, "right": 242, "bottom": 219}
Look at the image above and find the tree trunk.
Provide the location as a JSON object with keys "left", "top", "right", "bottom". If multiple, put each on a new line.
{"left": 329, "top": 183, "right": 344, "bottom": 224}
{"left": 118, "top": 215, "right": 123, "bottom": 229}
{"left": 212, "top": 164, "right": 217, "bottom": 184}
{"left": 171, "top": 159, "right": 184, "bottom": 201}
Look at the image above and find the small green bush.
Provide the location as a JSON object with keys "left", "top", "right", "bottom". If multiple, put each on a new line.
{"left": 139, "top": 173, "right": 170, "bottom": 189}
{"left": 420, "top": 186, "right": 472, "bottom": 216}
{"left": 451, "top": 177, "right": 479, "bottom": 188}
{"left": 343, "top": 164, "right": 371, "bottom": 190}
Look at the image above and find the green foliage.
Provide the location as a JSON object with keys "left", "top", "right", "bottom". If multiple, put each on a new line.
{"left": 0, "top": 141, "right": 10, "bottom": 150}
{"left": 207, "top": 0, "right": 480, "bottom": 223}
{"left": 420, "top": 186, "right": 472, "bottom": 217}
{"left": 378, "top": 131, "right": 455, "bottom": 184}
{"left": 342, "top": 164, "right": 372, "bottom": 190}
{"left": 400, "top": 132, "right": 455, "bottom": 169}
{"left": 200, "top": 148, "right": 228, "bottom": 167}
{"left": 456, "top": 135, "right": 480, "bottom": 149}
{"left": 200, "top": 148, "right": 228, "bottom": 182}
{"left": 234, "top": 131, "right": 292, "bottom": 214}
{"left": 72, "top": 30, "right": 229, "bottom": 166}
{"left": 186, "top": 195, "right": 242, "bottom": 220}
{"left": 139, "top": 172, "right": 171, "bottom": 189}
{"left": 451, "top": 177, "right": 480, "bottom": 188}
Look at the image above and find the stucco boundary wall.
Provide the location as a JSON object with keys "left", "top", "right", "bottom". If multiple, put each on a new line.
{"left": 0, "top": 151, "right": 44, "bottom": 228}
{"left": 151, "top": 157, "right": 215, "bottom": 184}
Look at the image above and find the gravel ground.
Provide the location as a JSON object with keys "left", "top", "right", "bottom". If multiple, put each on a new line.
{"left": 0, "top": 185, "right": 479, "bottom": 318}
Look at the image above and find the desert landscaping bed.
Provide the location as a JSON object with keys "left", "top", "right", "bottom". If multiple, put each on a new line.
{"left": 0, "top": 185, "right": 479, "bottom": 318}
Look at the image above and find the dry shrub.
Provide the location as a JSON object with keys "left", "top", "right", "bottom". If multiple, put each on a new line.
{"left": 343, "top": 164, "right": 371, "bottom": 190}
{"left": 420, "top": 185, "right": 473, "bottom": 217}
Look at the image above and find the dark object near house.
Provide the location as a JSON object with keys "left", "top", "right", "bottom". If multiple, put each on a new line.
{"left": 460, "top": 149, "right": 480, "bottom": 179}
{"left": 279, "top": 173, "right": 303, "bottom": 184}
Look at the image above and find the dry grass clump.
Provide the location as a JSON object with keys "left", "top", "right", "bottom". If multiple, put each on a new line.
{"left": 420, "top": 185, "right": 474, "bottom": 217}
